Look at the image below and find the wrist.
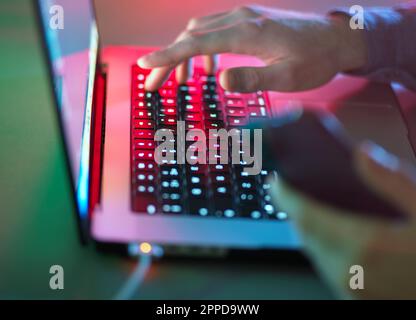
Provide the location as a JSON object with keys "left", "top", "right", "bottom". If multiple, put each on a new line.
{"left": 328, "top": 13, "right": 368, "bottom": 72}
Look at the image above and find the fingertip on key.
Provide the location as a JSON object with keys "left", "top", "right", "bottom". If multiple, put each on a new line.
{"left": 137, "top": 56, "right": 151, "bottom": 69}
{"left": 144, "top": 79, "right": 157, "bottom": 92}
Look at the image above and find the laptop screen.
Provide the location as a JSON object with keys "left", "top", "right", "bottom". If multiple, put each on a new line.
{"left": 37, "top": 0, "right": 98, "bottom": 217}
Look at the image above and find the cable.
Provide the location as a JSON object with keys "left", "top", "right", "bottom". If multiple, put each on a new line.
{"left": 113, "top": 253, "right": 152, "bottom": 300}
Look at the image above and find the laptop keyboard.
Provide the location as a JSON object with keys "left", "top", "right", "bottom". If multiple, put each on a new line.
{"left": 130, "top": 64, "right": 286, "bottom": 221}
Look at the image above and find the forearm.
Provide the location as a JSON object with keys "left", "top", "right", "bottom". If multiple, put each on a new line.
{"left": 331, "top": 1, "right": 416, "bottom": 91}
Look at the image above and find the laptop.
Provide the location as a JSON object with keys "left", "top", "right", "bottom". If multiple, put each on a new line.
{"left": 34, "top": 0, "right": 416, "bottom": 256}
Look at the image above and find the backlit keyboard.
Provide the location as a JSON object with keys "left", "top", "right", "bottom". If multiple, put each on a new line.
{"left": 130, "top": 65, "right": 286, "bottom": 220}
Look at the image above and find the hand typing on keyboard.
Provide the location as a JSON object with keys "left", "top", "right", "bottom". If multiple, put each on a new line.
{"left": 138, "top": 5, "right": 366, "bottom": 92}
{"left": 133, "top": 2, "right": 416, "bottom": 301}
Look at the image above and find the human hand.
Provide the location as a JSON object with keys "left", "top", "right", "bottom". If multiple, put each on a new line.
{"left": 137, "top": 5, "right": 367, "bottom": 92}
{"left": 269, "top": 141, "right": 416, "bottom": 299}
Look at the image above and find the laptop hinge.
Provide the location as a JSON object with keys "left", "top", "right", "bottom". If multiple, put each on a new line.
{"left": 88, "top": 64, "right": 107, "bottom": 217}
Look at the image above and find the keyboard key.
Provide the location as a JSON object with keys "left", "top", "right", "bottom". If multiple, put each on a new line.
{"left": 212, "top": 195, "right": 235, "bottom": 217}
{"left": 159, "top": 107, "right": 177, "bottom": 116}
{"left": 264, "top": 203, "right": 276, "bottom": 215}
{"left": 136, "top": 172, "right": 156, "bottom": 182}
{"left": 134, "top": 150, "right": 154, "bottom": 160}
{"left": 133, "top": 140, "right": 155, "bottom": 150}
{"left": 160, "top": 98, "right": 176, "bottom": 107}
{"left": 184, "top": 103, "right": 202, "bottom": 113}
{"left": 135, "top": 160, "right": 156, "bottom": 172}
{"left": 133, "top": 109, "right": 153, "bottom": 119}
{"left": 130, "top": 64, "right": 277, "bottom": 220}
{"left": 185, "top": 122, "right": 204, "bottom": 130}
{"left": 227, "top": 117, "right": 246, "bottom": 126}
{"left": 185, "top": 113, "right": 202, "bottom": 122}
{"left": 187, "top": 174, "right": 207, "bottom": 185}
{"left": 204, "top": 102, "right": 220, "bottom": 111}
{"left": 188, "top": 197, "right": 210, "bottom": 216}
{"left": 204, "top": 111, "right": 223, "bottom": 121}
{"left": 203, "top": 93, "right": 219, "bottom": 101}
{"left": 224, "top": 91, "right": 242, "bottom": 98}
{"left": 213, "top": 184, "right": 233, "bottom": 197}
{"left": 247, "top": 98, "right": 259, "bottom": 106}
{"left": 159, "top": 88, "right": 176, "bottom": 98}
{"left": 210, "top": 172, "right": 231, "bottom": 184}
{"left": 134, "top": 120, "right": 154, "bottom": 129}
{"left": 200, "top": 75, "right": 216, "bottom": 83}
{"left": 226, "top": 108, "right": 246, "bottom": 117}
{"left": 158, "top": 116, "right": 177, "bottom": 126}
{"left": 180, "top": 85, "right": 199, "bottom": 95}
{"left": 161, "top": 192, "right": 182, "bottom": 202}
{"left": 209, "top": 164, "right": 230, "bottom": 173}
{"left": 226, "top": 99, "right": 244, "bottom": 108}
{"left": 183, "top": 94, "right": 201, "bottom": 103}
{"left": 136, "top": 73, "right": 146, "bottom": 81}
{"left": 239, "top": 202, "right": 262, "bottom": 218}
{"left": 248, "top": 106, "right": 268, "bottom": 118}
{"left": 135, "top": 82, "right": 145, "bottom": 90}
{"left": 132, "top": 195, "right": 158, "bottom": 213}
{"left": 133, "top": 129, "right": 154, "bottom": 140}
{"left": 136, "top": 91, "right": 146, "bottom": 100}
{"left": 202, "top": 83, "right": 217, "bottom": 91}
{"left": 160, "top": 165, "right": 181, "bottom": 177}
{"left": 205, "top": 120, "right": 224, "bottom": 130}
{"left": 162, "top": 203, "right": 183, "bottom": 214}
{"left": 188, "top": 164, "right": 206, "bottom": 175}
{"left": 163, "top": 80, "right": 176, "bottom": 89}
{"left": 135, "top": 100, "right": 153, "bottom": 109}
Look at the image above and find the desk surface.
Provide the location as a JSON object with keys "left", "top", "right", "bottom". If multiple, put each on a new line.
{"left": 3, "top": 0, "right": 403, "bottom": 299}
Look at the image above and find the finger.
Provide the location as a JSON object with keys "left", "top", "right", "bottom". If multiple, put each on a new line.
{"left": 355, "top": 141, "right": 416, "bottom": 215}
{"left": 144, "top": 66, "right": 174, "bottom": 92}
{"left": 203, "top": 55, "right": 218, "bottom": 75}
{"left": 175, "top": 58, "right": 193, "bottom": 84}
{"left": 138, "top": 25, "right": 242, "bottom": 69}
{"left": 143, "top": 31, "right": 187, "bottom": 90}
{"left": 173, "top": 30, "right": 195, "bottom": 85}
{"left": 219, "top": 61, "right": 299, "bottom": 93}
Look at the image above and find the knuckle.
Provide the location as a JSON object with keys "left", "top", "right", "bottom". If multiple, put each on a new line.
{"left": 184, "top": 30, "right": 196, "bottom": 39}
{"left": 187, "top": 17, "right": 199, "bottom": 30}
{"left": 234, "top": 5, "right": 254, "bottom": 17}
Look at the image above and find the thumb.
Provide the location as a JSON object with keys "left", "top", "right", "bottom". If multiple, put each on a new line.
{"left": 219, "top": 61, "right": 299, "bottom": 93}
{"left": 354, "top": 141, "right": 416, "bottom": 216}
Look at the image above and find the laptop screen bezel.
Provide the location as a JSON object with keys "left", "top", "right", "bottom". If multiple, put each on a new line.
{"left": 33, "top": 0, "right": 102, "bottom": 243}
